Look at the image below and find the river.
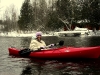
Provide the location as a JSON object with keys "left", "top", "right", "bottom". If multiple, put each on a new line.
{"left": 0, "top": 36, "right": 100, "bottom": 75}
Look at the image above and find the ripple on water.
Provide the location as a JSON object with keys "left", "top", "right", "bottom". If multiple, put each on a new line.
{"left": 0, "top": 54, "right": 31, "bottom": 75}
{"left": 1, "top": 37, "right": 100, "bottom": 75}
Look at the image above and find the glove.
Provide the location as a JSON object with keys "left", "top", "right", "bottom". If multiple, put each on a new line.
{"left": 38, "top": 47, "right": 45, "bottom": 50}
{"left": 50, "top": 44, "right": 55, "bottom": 46}
{"left": 40, "top": 47, "right": 45, "bottom": 49}
{"left": 49, "top": 44, "right": 55, "bottom": 48}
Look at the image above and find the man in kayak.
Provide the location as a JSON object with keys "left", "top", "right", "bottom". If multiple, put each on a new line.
{"left": 29, "top": 31, "right": 47, "bottom": 51}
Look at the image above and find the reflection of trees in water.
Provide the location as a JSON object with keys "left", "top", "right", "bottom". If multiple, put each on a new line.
{"left": 21, "top": 59, "right": 45, "bottom": 75}
{"left": 20, "top": 59, "right": 100, "bottom": 75}
{"left": 21, "top": 37, "right": 31, "bottom": 48}
{"left": 21, "top": 66, "right": 32, "bottom": 75}
{"left": 21, "top": 63, "right": 42, "bottom": 75}
{"left": 60, "top": 36, "right": 100, "bottom": 47}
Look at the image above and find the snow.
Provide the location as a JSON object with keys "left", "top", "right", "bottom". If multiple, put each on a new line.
{"left": 0, "top": 31, "right": 53, "bottom": 37}
{"left": 54, "top": 27, "right": 96, "bottom": 37}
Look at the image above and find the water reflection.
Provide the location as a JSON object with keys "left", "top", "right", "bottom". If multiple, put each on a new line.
{"left": 59, "top": 36, "right": 100, "bottom": 47}
{"left": 20, "top": 59, "right": 100, "bottom": 75}
{"left": 1, "top": 36, "right": 100, "bottom": 75}
{"left": 20, "top": 37, "right": 31, "bottom": 48}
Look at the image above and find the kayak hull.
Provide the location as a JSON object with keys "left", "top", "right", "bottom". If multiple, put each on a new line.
{"left": 8, "top": 46, "right": 100, "bottom": 59}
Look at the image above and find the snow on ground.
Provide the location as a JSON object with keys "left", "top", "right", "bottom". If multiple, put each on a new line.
{"left": 0, "top": 31, "right": 54, "bottom": 37}
{"left": 0, "top": 29, "right": 99, "bottom": 37}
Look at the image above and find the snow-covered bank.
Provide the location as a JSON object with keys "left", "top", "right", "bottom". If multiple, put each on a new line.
{"left": 54, "top": 27, "right": 97, "bottom": 37}
{"left": 0, "top": 31, "right": 54, "bottom": 37}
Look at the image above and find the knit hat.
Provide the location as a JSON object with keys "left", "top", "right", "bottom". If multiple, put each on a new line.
{"left": 36, "top": 32, "right": 42, "bottom": 37}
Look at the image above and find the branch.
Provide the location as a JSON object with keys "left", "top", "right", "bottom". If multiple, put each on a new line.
{"left": 58, "top": 17, "right": 71, "bottom": 31}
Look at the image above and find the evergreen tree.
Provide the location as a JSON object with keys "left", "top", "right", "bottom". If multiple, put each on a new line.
{"left": 89, "top": 0, "right": 100, "bottom": 24}
{"left": 81, "top": 0, "right": 100, "bottom": 29}
{"left": 46, "top": 0, "right": 64, "bottom": 31}
{"left": 47, "top": 11, "right": 63, "bottom": 31}
{"left": 55, "top": 0, "right": 80, "bottom": 30}
{"left": 33, "top": 0, "right": 48, "bottom": 31}
{"left": 18, "top": 0, "right": 34, "bottom": 31}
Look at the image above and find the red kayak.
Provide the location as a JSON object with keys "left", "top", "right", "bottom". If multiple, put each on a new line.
{"left": 8, "top": 46, "right": 100, "bottom": 59}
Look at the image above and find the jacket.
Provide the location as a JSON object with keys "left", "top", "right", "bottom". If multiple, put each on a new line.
{"left": 29, "top": 39, "right": 46, "bottom": 51}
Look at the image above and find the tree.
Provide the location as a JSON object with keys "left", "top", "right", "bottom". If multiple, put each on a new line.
{"left": 55, "top": 0, "right": 79, "bottom": 30}
{"left": 3, "top": 8, "right": 11, "bottom": 32}
{"left": 89, "top": 0, "right": 100, "bottom": 24}
{"left": 46, "top": 0, "right": 100, "bottom": 31}
{"left": 45, "top": 0, "right": 63, "bottom": 31}
{"left": 3, "top": 4, "right": 18, "bottom": 32}
{"left": 18, "top": 0, "right": 34, "bottom": 31}
{"left": 81, "top": 0, "right": 100, "bottom": 29}
{"left": 32, "top": 0, "right": 48, "bottom": 31}
{"left": 38, "top": 0, "right": 48, "bottom": 31}
{"left": 10, "top": 4, "right": 18, "bottom": 31}
{"left": 46, "top": 11, "right": 64, "bottom": 31}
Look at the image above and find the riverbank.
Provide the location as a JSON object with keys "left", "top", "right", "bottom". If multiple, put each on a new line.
{"left": 0, "top": 31, "right": 54, "bottom": 37}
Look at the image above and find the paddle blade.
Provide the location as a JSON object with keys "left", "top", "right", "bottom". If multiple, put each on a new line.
{"left": 59, "top": 40, "right": 64, "bottom": 46}
{"left": 19, "top": 48, "right": 31, "bottom": 57}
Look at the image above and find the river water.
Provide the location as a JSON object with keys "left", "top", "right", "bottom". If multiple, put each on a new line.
{"left": 0, "top": 36, "right": 100, "bottom": 75}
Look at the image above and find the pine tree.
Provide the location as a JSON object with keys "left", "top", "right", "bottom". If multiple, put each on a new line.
{"left": 46, "top": 0, "right": 64, "bottom": 31}
{"left": 81, "top": 0, "right": 100, "bottom": 29}
{"left": 18, "top": 0, "right": 34, "bottom": 31}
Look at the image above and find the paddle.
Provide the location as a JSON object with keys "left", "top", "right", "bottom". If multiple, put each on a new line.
{"left": 19, "top": 40, "right": 64, "bottom": 57}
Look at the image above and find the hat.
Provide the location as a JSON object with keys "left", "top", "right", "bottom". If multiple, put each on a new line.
{"left": 36, "top": 32, "right": 42, "bottom": 37}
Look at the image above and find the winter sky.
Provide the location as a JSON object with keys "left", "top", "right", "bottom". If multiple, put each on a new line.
{"left": 0, "top": 0, "right": 24, "bottom": 19}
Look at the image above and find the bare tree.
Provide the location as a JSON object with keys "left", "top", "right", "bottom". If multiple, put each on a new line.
{"left": 32, "top": 0, "right": 48, "bottom": 31}
{"left": 3, "top": 4, "right": 18, "bottom": 32}
{"left": 10, "top": 4, "right": 18, "bottom": 31}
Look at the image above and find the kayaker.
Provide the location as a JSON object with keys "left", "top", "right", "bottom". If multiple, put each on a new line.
{"left": 29, "top": 31, "right": 47, "bottom": 51}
